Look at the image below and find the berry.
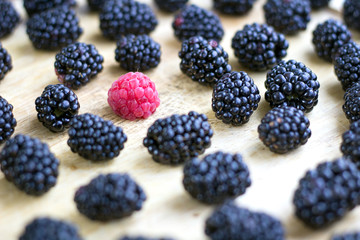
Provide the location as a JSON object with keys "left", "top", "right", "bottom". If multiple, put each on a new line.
{"left": 264, "top": 59, "right": 320, "bottom": 112}
{"left": 212, "top": 71, "right": 261, "bottom": 125}
{"left": 312, "top": 19, "right": 352, "bottom": 62}
{"left": 115, "top": 34, "right": 161, "bottom": 72}
{"left": 343, "top": 84, "right": 360, "bottom": 122}
{"left": 154, "top": 0, "right": 188, "bottom": 12}
{"left": 0, "top": 96, "right": 16, "bottom": 143}
{"left": 205, "top": 201, "right": 285, "bottom": 240}
{"left": 23, "top": 0, "right": 76, "bottom": 16}
{"left": 293, "top": 158, "right": 360, "bottom": 228}
{"left": 179, "top": 36, "right": 232, "bottom": 86}
{"left": 19, "top": 217, "right": 82, "bottom": 240}
{"left": 87, "top": 0, "right": 104, "bottom": 11}
{"left": 183, "top": 151, "right": 251, "bottom": 204}
{"left": 0, "top": 42, "right": 12, "bottom": 80}
{"left": 332, "top": 233, "right": 360, "bottom": 240}
{"left": 341, "top": 120, "right": 360, "bottom": 168}
{"left": 213, "top": 0, "right": 256, "bottom": 15}
{"left": 118, "top": 237, "right": 174, "bottom": 240}
{"left": 334, "top": 41, "right": 360, "bottom": 62}
{"left": 100, "top": 0, "right": 158, "bottom": 40}
{"left": 143, "top": 111, "right": 213, "bottom": 165}
{"left": 67, "top": 113, "right": 127, "bottom": 161}
{"left": 54, "top": 42, "right": 104, "bottom": 90}
{"left": 0, "top": 134, "right": 59, "bottom": 195}
{"left": 26, "top": 6, "right": 83, "bottom": 50}
{"left": 264, "top": 0, "right": 311, "bottom": 35}
{"left": 344, "top": 0, "right": 360, "bottom": 30}
{"left": 0, "top": 0, "right": 20, "bottom": 38}
{"left": 74, "top": 173, "right": 146, "bottom": 221}
{"left": 107, "top": 72, "right": 160, "bottom": 120}
{"left": 310, "top": 0, "right": 330, "bottom": 9}
{"left": 35, "top": 84, "right": 80, "bottom": 132}
{"left": 231, "top": 23, "right": 288, "bottom": 71}
{"left": 172, "top": 4, "right": 224, "bottom": 42}
{"left": 258, "top": 106, "right": 311, "bottom": 154}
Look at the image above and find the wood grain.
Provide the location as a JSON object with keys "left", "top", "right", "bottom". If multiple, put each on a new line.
{"left": 1, "top": 0, "right": 360, "bottom": 239}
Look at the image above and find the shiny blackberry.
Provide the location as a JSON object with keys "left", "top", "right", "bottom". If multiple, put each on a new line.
{"left": 115, "top": 34, "right": 161, "bottom": 71}
{"left": 344, "top": 0, "right": 360, "bottom": 30}
{"left": 154, "top": 0, "right": 188, "bottom": 12}
{"left": 183, "top": 152, "right": 251, "bottom": 204}
{"left": 35, "top": 84, "right": 80, "bottom": 132}
{"left": 0, "top": 43, "right": 12, "bottom": 80}
{"left": 143, "top": 111, "right": 213, "bottom": 165}
{"left": 100, "top": 0, "right": 158, "bottom": 40}
{"left": 293, "top": 158, "right": 360, "bottom": 228}
{"left": 23, "top": 0, "right": 76, "bottom": 16}
{"left": 55, "top": 42, "right": 104, "bottom": 90}
{"left": 258, "top": 106, "right": 311, "bottom": 154}
{"left": 212, "top": 71, "right": 261, "bottom": 125}
{"left": 231, "top": 23, "right": 289, "bottom": 71}
{"left": 310, "top": 0, "right": 330, "bottom": 9}
{"left": 172, "top": 4, "right": 224, "bottom": 42}
{"left": 343, "top": 84, "right": 360, "bottom": 122}
{"left": 312, "top": 19, "right": 352, "bottom": 62}
{"left": 0, "top": 134, "right": 59, "bottom": 195}
{"left": 26, "top": 6, "right": 83, "bottom": 50}
{"left": 205, "top": 201, "right": 285, "bottom": 240}
{"left": 265, "top": 60, "right": 320, "bottom": 112}
{"left": 0, "top": 96, "right": 16, "bottom": 144}
{"left": 334, "top": 41, "right": 360, "bottom": 62}
{"left": 179, "top": 36, "right": 231, "bottom": 86}
{"left": 341, "top": 120, "right": 360, "bottom": 168}
{"left": 67, "top": 113, "right": 127, "bottom": 161}
{"left": 264, "top": 0, "right": 311, "bottom": 35}
{"left": 0, "top": 0, "right": 20, "bottom": 38}
{"left": 332, "top": 233, "right": 360, "bottom": 240}
{"left": 213, "top": 0, "right": 256, "bottom": 15}
{"left": 74, "top": 173, "right": 146, "bottom": 221}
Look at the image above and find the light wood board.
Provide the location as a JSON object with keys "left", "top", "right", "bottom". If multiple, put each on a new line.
{"left": 1, "top": 0, "right": 360, "bottom": 239}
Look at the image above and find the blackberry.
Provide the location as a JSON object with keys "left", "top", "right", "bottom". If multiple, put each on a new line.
{"left": 343, "top": 84, "right": 360, "bottom": 122}
{"left": 54, "top": 42, "right": 104, "bottom": 90}
{"left": 87, "top": 0, "right": 104, "bottom": 11}
{"left": 212, "top": 71, "right": 261, "bottom": 125}
{"left": 0, "top": 134, "right": 59, "bottom": 195}
{"left": 115, "top": 34, "right": 161, "bottom": 71}
{"left": 118, "top": 237, "right": 174, "bottom": 240}
{"left": 213, "top": 0, "right": 256, "bottom": 15}
{"left": 143, "top": 111, "right": 213, "bottom": 165}
{"left": 183, "top": 151, "right": 251, "bottom": 204}
{"left": 264, "top": 0, "right": 311, "bottom": 35}
{"left": 0, "top": 0, "right": 20, "bottom": 38}
{"left": 179, "top": 36, "right": 231, "bottom": 86}
{"left": 23, "top": 0, "right": 76, "bottom": 17}
{"left": 341, "top": 120, "right": 360, "bottom": 168}
{"left": 67, "top": 113, "right": 127, "bottom": 161}
{"left": 26, "top": 6, "right": 83, "bottom": 50}
{"left": 293, "top": 158, "right": 360, "bottom": 228}
{"left": 312, "top": 19, "right": 352, "bottom": 62}
{"left": 205, "top": 201, "right": 285, "bottom": 240}
{"left": 334, "top": 41, "right": 360, "bottom": 62}
{"left": 0, "top": 96, "right": 16, "bottom": 143}
{"left": 19, "top": 217, "right": 82, "bottom": 240}
{"left": 0, "top": 43, "right": 12, "bottom": 80}
{"left": 74, "top": 173, "right": 146, "bottom": 221}
{"left": 344, "top": 0, "right": 360, "bottom": 31}
{"left": 231, "top": 23, "right": 289, "bottom": 71}
{"left": 154, "top": 0, "right": 188, "bottom": 12}
{"left": 172, "top": 4, "right": 224, "bottom": 42}
{"left": 100, "top": 0, "right": 158, "bottom": 40}
{"left": 310, "top": 0, "right": 330, "bottom": 9}
{"left": 35, "top": 84, "right": 80, "bottom": 132}
{"left": 332, "top": 233, "right": 360, "bottom": 240}
{"left": 258, "top": 106, "right": 311, "bottom": 154}
{"left": 264, "top": 60, "right": 320, "bottom": 112}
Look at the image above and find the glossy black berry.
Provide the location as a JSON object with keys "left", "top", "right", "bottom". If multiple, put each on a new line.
{"left": 23, "top": 0, "right": 76, "bottom": 16}
{"left": 332, "top": 233, "right": 360, "bottom": 240}
{"left": 0, "top": 96, "right": 16, "bottom": 144}
{"left": 213, "top": 0, "right": 256, "bottom": 15}
{"left": 343, "top": 84, "right": 360, "bottom": 122}
{"left": 341, "top": 120, "right": 360, "bottom": 168}
{"left": 0, "top": 0, "right": 20, "bottom": 38}
{"left": 154, "top": 0, "right": 188, "bottom": 12}
{"left": 344, "top": 0, "right": 360, "bottom": 30}
{"left": 310, "top": 0, "right": 330, "bottom": 9}
{"left": 0, "top": 43, "right": 12, "bottom": 80}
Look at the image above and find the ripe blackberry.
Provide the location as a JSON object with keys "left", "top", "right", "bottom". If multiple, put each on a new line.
{"left": 265, "top": 60, "right": 320, "bottom": 112}
{"left": 0, "top": 134, "right": 59, "bottom": 195}
{"left": 118, "top": 237, "right": 174, "bottom": 240}
{"left": 172, "top": 4, "right": 224, "bottom": 42}
{"left": 310, "top": 0, "right": 330, "bottom": 9}
{"left": 115, "top": 34, "right": 161, "bottom": 71}
{"left": 212, "top": 71, "right": 261, "bottom": 125}
{"left": 332, "top": 233, "right": 360, "bottom": 240}
{"left": 179, "top": 36, "right": 231, "bottom": 86}
{"left": 23, "top": 0, "right": 76, "bottom": 17}
{"left": 74, "top": 173, "right": 146, "bottom": 221}
{"left": 154, "top": 0, "right": 188, "bottom": 12}
{"left": 213, "top": 0, "right": 256, "bottom": 15}
{"left": 100, "top": 0, "right": 158, "bottom": 40}
{"left": 55, "top": 42, "right": 104, "bottom": 90}
{"left": 183, "top": 151, "right": 251, "bottom": 204}
{"left": 67, "top": 113, "right": 127, "bottom": 161}
{"left": 143, "top": 111, "right": 213, "bottom": 165}
{"left": 312, "top": 19, "right": 352, "bottom": 62}
{"left": 0, "top": 96, "right": 16, "bottom": 144}
{"left": 0, "top": 0, "right": 20, "bottom": 38}
{"left": 344, "top": 0, "right": 360, "bottom": 30}
{"left": 35, "top": 84, "right": 80, "bottom": 132}
{"left": 205, "top": 201, "right": 285, "bottom": 240}
{"left": 231, "top": 23, "right": 289, "bottom": 71}
{"left": 341, "top": 120, "right": 360, "bottom": 168}
{"left": 19, "top": 217, "right": 82, "bottom": 240}
{"left": 293, "top": 158, "right": 360, "bottom": 228}
{"left": 87, "top": 0, "right": 104, "bottom": 11}
{"left": 264, "top": 0, "right": 311, "bottom": 35}
{"left": 258, "top": 106, "right": 311, "bottom": 154}
{"left": 334, "top": 41, "right": 360, "bottom": 62}
{"left": 343, "top": 84, "right": 360, "bottom": 122}
{"left": 0, "top": 43, "right": 12, "bottom": 80}
{"left": 26, "top": 6, "right": 83, "bottom": 50}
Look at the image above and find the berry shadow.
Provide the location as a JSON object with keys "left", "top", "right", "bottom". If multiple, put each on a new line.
{"left": 165, "top": 191, "right": 213, "bottom": 214}
{"left": 59, "top": 150, "right": 115, "bottom": 170}
{"left": 0, "top": 177, "right": 40, "bottom": 205}
{"left": 325, "top": 80, "right": 344, "bottom": 103}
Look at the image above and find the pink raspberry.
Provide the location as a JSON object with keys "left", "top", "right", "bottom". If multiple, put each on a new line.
{"left": 108, "top": 72, "right": 160, "bottom": 120}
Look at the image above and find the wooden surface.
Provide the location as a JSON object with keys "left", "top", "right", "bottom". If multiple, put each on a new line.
{"left": 1, "top": 0, "right": 359, "bottom": 239}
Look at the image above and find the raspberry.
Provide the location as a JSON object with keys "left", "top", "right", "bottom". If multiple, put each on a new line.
{"left": 108, "top": 72, "right": 160, "bottom": 120}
